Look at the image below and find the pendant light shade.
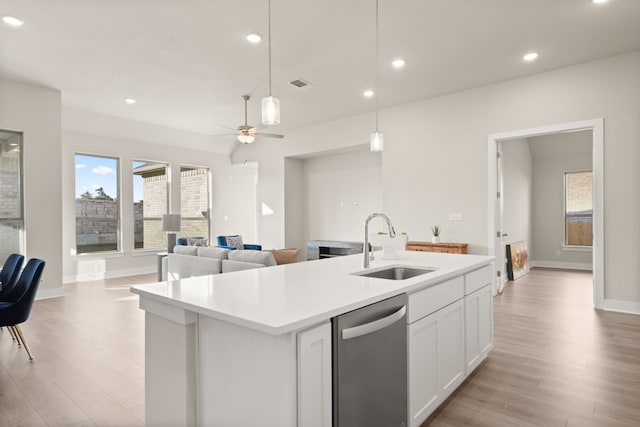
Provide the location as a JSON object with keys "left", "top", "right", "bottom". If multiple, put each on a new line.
{"left": 262, "top": 0, "right": 280, "bottom": 125}
{"left": 370, "top": 131, "right": 383, "bottom": 152}
{"left": 238, "top": 134, "right": 255, "bottom": 144}
{"left": 370, "top": 0, "right": 383, "bottom": 152}
{"left": 261, "top": 95, "right": 280, "bottom": 125}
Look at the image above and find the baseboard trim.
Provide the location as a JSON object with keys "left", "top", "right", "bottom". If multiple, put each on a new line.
{"left": 530, "top": 260, "right": 593, "bottom": 271}
{"left": 64, "top": 265, "right": 156, "bottom": 284}
{"left": 601, "top": 299, "right": 640, "bottom": 315}
{"left": 36, "top": 287, "right": 65, "bottom": 300}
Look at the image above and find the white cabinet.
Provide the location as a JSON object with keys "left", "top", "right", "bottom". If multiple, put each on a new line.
{"left": 297, "top": 322, "right": 332, "bottom": 427}
{"left": 408, "top": 299, "right": 465, "bottom": 427}
{"left": 465, "top": 283, "right": 494, "bottom": 374}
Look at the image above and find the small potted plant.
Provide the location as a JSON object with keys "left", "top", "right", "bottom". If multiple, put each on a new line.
{"left": 431, "top": 225, "right": 441, "bottom": 243}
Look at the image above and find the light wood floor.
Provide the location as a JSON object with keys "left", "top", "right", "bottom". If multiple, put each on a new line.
{"left": 424, "top": 268, "right": 640, "bottom": 427}
{"left": 0, "top": 274, "right": 154, "bottom": 427}
{"left": 2, "top": 269, "right": 640, "bottom": 426}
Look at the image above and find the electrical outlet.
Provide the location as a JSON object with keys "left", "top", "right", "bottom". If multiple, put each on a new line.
{"left": 449, "top": 212, "right": 463, "bottom": 221}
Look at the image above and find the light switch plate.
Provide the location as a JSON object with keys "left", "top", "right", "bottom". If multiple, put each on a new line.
{"left": 449, "top": 212, "right": 463, "bottom": 221}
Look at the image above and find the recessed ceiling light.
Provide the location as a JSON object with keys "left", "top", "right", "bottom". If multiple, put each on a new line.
{"left": 9, "top": 143, "right": 18, "bottom": 147}
{"left": 392, "top": 59, "right": 406, "bottom": 69}
{"left": 124, "top": 98, "right": 136, "bottom": 104}
{"left": 592, "top": 0, "right": 608, "bottom": 4}
{"left": 246, "top": 33, "right": 262, "bottom": 43}
{"left": 2, "top": 15, "right": 24, "bottom": 27}
{"left": 523, "top": 52, "right": 539, "bottom": 62}
{"left": 363, "top": 89, "right": 374, "bottom": 98}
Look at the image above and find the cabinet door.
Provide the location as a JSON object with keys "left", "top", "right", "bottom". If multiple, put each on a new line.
{"left": 465, "top": 284, "right": 494, "bottom": 374}
{"left": 408, "top": 312, "right": 439, "bottom": 427}
{"left": 297, "top": 323, "right": 332, "bottom": 427}
{"left": 437, "top": 300, "right": 465, "bottom": 400}
{"left": 407, "top": 299, "right": 465, "bottom": 427}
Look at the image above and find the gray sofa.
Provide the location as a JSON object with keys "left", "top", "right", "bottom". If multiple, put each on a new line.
{"left": 163, "top": 245, "right": 277, "bottom": 280}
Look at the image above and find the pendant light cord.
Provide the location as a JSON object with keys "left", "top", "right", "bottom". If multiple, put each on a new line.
{"left": 268, "top": 0, "right": 273, "bottom": 97}
{"left": 375, "top": 0, "right": 380, "bottom": 132}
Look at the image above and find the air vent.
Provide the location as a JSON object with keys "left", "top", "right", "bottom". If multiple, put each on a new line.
{"left": 289, "top": 79, "right": 312, "bottom": 88}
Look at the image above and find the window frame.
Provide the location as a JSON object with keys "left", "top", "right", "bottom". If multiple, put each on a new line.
{"left": 563, "top": 170, "right": 593, "bottom": 250}
{"left": 179, "top": 164, "right": 211, "bottom": 243}
{"left": 132, "top": 159, "right": 170, "bottom": 252}
{"left": 74, "top": 152, "right": 122, "bottom": 255}
{"left": 0, "top": 129, "right": 25, "bottom": 265}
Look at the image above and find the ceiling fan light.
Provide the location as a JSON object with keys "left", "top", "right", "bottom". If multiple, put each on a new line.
{"left": 261, "top": 96, "right": 280, "bottom": 125}
{"left": 370, "top": 131, "right": 383, "bottom": 152}
{"left": 237, "top": 134, "right": 255, "bottom": 144}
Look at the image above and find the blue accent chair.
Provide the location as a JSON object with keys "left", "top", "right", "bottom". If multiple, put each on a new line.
{"left": 216, "top": 235, "right": 262, "bottom": 251}
{"left": 0, "top": 258, "right": 46, "bottom": 360}
{"left": 0, "top": 253, "right": 25, "bottom": 298}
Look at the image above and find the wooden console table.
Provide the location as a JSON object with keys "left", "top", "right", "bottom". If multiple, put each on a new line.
{"left": 406, "top": 241, "right": 468, "bottom": 254}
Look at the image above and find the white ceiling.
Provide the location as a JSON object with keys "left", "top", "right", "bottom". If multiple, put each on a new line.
{"left": 2, "top": 0, "right": 640, "bottom": 154}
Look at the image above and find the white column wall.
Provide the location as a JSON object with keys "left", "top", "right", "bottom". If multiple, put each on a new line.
{"left": 0, "top": 78, "right": 63, "bottom": 298}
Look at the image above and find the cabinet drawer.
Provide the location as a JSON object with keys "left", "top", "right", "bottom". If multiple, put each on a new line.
{"left": 407, "top": 277, "right": 464, "bottom": 324}
{"left": 465, "top": 264, "right": 493, "bottom": 295}
{"left": 406, "top": 245, "right": 430, "bottom": 252}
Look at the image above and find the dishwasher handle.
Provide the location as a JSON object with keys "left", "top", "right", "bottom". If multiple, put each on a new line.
{"left": 342, "top": 305, "right": 406, "bottom": 340}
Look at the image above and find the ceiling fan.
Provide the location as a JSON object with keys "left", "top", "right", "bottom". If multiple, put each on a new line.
{"left": 218, "top": 95, "right": 284, "bottom": 144}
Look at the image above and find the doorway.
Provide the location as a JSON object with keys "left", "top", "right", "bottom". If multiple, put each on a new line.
{"left": 487, "top": 119, "right": 604, "bottom": 308}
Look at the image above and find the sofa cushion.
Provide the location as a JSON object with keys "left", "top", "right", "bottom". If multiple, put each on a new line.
{"left": 188, "top": 238, "right": 209, "bottom": 247}
{"left": 174, "top": 245, "right": 198, "bottom": 256}
{"left": 268, "top": 248, "right": 301, "bottom": 265}
{"left": 226, "top": 235, "right": 244, "bottom": 250}
{"left": 167, "top": 253, "right": 221, "bottom": 280}
{"left": 228, "top": 250, "right": 277, "bottom": 267}
{"left": 197, "top": 247, "right": 230, "bottom": 260}
{"left": 221, "top": 260, "right": 265, "bottom": 273}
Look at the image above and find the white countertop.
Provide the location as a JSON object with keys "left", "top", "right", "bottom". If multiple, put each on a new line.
{"left": 130, "top": 251, "right": 494, "bottom": 335}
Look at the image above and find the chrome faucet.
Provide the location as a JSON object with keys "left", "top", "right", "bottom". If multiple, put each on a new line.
{"left": 363, "top": 213, "right": 396, "bottom": 268}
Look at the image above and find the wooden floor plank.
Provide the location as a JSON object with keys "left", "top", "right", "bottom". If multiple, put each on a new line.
{"left": 0, "top": 274, "right": 152, "bottom": 427}
{"left": 424, "top": 268, "right": 640, "bottom": 427}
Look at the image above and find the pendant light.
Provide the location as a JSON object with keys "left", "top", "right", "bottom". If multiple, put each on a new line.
{"left": 262, "top": 0, "right": 280, "bottom": 125}
{"left": 370, "top": 0, "right": 383, "bottom": 152}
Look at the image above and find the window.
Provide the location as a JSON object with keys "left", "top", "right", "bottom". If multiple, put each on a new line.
{"left": 564, "top": 171, "right": 593, "bottom": 247}
{"left": 75, "top": 154, "right": 120, "bottom": 254}
{"left": 133, "top": 161, "right": 168, "bottom": 250}
{"left": 180, "top": 165, "right": 210, "bottom": 241}
{"left": 0, "top": 130, "right": 23, "bottom": 266}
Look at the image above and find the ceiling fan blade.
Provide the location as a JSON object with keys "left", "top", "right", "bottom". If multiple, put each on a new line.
{"left": 214, "top": 124, "right": 237, "bottom": 132}
{"left": 212, "top": 132, "right": 239, "bottom": 137}
{"left": 258, "top": 132, "right": 285, "bottom": 139}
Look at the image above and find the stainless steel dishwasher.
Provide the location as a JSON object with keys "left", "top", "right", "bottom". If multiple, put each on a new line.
{"left": 332, "top": 293, "right": 408, "bottom": 427}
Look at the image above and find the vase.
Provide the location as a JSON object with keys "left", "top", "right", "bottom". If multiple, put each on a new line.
{"left": 432, "top": 236, "right": 440, "bottom": 243}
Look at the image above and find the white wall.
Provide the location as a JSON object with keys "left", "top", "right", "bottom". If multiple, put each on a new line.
{"left": 303, "top": 149, "right": 383, "bottom": 244}
{"left": 530, "top": 132, "right": 592, "bottom": 268}
{"left": 501, "top": 139, "right": 533, "bottom": 260}
{"left": 284, "top": 157, "right": 304, "bottom": 252}
{"left": 233, "top": 50, "right": 640, "bottom": 305}
{"left": 217, "top": 162, "right": 258, "bottom": 243}
{"left": 62, "top": 131, "right": 255, "bottom": 282}
{"left": 0, "top": 78, "right": 63, "bottom": 298}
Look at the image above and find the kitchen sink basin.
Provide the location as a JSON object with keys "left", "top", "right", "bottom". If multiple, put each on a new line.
{"left": 352, "top": 265, "right": 436, "bottom": 281}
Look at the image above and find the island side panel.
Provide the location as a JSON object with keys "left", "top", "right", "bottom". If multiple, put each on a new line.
{"left": 198, "top": 315, "right": 298, "bottom": 426}
{"left": 145, "top": 312, "right": 197, "bottom": 427}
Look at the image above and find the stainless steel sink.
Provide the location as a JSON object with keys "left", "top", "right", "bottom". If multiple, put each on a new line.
{"left": 352, "top": 266, "right": 436, "bottom": 280}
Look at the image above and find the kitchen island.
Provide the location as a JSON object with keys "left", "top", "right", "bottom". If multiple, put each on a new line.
{"left": 131, "top": 250, "right": 494, "bottom": 427}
